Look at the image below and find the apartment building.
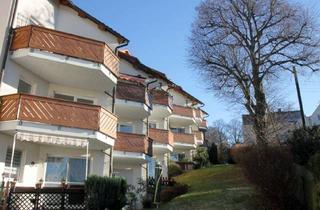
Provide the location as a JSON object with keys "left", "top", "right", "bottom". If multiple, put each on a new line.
{"left": 0, "top": 0, "right": 207, "bottom": 190}
{"left": 118, "top": 51, "right": 208, "bottom": 179}
{"left": 0, "top": 0, "right": 127, "bottom": 187}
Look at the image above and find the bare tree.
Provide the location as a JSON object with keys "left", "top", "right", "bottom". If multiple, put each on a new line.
{"left": 189, "top": 0, "right": 320, "bottom": 145}
{"left": 226, "top": 119, "right": 243, "bottom": 145}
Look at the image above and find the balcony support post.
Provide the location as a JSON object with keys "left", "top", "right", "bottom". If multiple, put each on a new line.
{"left": 85, "top": 140, "right": 89, "bottom": 180}
{"left": 8, "top": 132, "right": 17, "bottom": 180}
{"left": 112, "top": 87, "right": 116, "bottom": 113}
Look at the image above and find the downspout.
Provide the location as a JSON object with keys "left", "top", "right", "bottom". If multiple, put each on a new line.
{"left": 145, "top": 79, "right": 158, "bottom": 136}
{"left": 0, "top": 0, "right": 19, "bottom": 81}
{"left": 115, "top": 40, "right": 129, "bottom": 54}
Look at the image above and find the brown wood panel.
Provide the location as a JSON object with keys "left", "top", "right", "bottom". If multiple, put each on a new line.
{"left": 193, "top": 131, "right": 204, "bottom": 141}
{"left": 0, "top": 94, "right": 118, "bottom": 139}
{"left": 150, "top": 89, "right": 172, "bottom": 108}
{"left": 172, "top": 105, "right": 195, "bottom": 118}
{"left": 149, "top": 128, "right": 174, "bottom": 146}
{"left": 10, "top": 25, "right": 119, "bottom": 76}
{"left": 173, "top": 132, "right": 196, "bottom": 144}
{"left": 114, "top": 132, "right": 150, "bottom": 154}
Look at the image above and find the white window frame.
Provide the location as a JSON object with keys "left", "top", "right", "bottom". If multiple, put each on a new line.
{"left": 118, "top": 122, "right": 134, "bottom": 133}
{"left": 17, "top": 78, "right": 34, "bottom": 94}
{"left": 53, "top": 91, "right": 96, "bottom": 105}
{"left": 43, "top": 155, "right": 89, "bottom": 186}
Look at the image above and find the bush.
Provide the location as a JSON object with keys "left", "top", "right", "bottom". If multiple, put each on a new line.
{"left": 208, "top": 143, "right": 219, "bottom": 164}
{"left": 85, "top": 175, "right": 127, "bottom": 210}
{"left": 142, "top": 195, "right": 154, "bottom": 209}
{"left": 287, "top": 126, "right": 320, "bottom": 165}
{"left": 229, "top": 144, "right": 251, "bottom": 164}
{"left": 168, "top": 163, "right": 183, "bottom": 178}
{"left": 239, "top": 146, "right": 305, "bottom": 210}
{"left": 193, "top": 146, "right": 209, "bottom": 168}
{"left": 159, "top": 183, "right": 189, "bottom": 202}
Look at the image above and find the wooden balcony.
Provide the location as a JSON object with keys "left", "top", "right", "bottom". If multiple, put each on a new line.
{"left": 172, "top": 132, "right": 196, "bottom": 145}
{"left": 114, "top": 132, "right": 153, "bottom": 156}
{"left": 116, "top": 81, "right": 150, "bottom": 107}
{"left": 172, "top": 105, "right": 195, "bottom": 118}
{"left": 193, "top": 131, "right": 204, "bottom": 141}
{"left": 0, "top": 94, "right": 117, "bottom": 139}
{"left": 199, "top": 120, "right": 208, "bottom": 129}
{"left": 150, "top": 90, "right": 173, "bottom": 109}
{"left": 11, "top": 25, "right": 119, "bottom": 76}
{"left": 149, "top": 128, "right": 174, "bottom": 146}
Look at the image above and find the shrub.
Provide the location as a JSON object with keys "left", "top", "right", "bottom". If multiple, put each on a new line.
{"left": 287, "top": 126, "right": 320, "bottom": 165}
{"left": 142, "top": 195, "right": 154, "bottom": 209}
{"left": 239, "top": 146, "right": 305, "bottom": 210}
{"left": 309, "top": 152, "right": 320, "bottom": 181}
{"left": 208, "top": 143, "right": 219, "bottom": 164}
{"left": 85, "top": 175, "right": 127, "bottom": 210}
{"left": 168, "top": 163, "right": 183, "bottom": 178}
{"left": 193, "top": 146, "right": 209, "bottom": 168}
{"left": 229, "top": 144, "right": 251, "bottom": 164}
{"left": 159, "top": 183, "right": 189, "bottom": 202}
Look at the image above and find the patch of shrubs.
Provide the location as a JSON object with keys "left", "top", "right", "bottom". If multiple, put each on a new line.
{"left": 168, "top": 163, "right": 183, "bottom": 178}
{"left": 85, "top": 175, "right": 127, "bottom": 210}
{"left": 238, "top": 146, "right": 306, "bottom": 210}
{"left": 159, "top": 183, "right": 189, "bottom": 202}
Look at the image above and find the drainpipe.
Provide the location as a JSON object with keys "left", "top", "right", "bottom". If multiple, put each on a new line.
{"left": 0, "top": 0, "right": 19, "bottom": 81}
{"left": 145, "top": 79, "right": 158, "bottom": 136}
{"left": 114, "top": 41, "right": 129, "bottom": 54}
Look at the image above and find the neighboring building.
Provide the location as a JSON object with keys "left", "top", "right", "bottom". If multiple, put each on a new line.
{"left": 0, "top": 0, "right": 207, "bottom": 192}
{"left": 242, "top": 110, "right": 302, "bottom": 144}
{"left": 0, "top": 0, "right": 126, "bottom": 186}
{"left": 307, "top": 104, "right": 320, "bottom": 126}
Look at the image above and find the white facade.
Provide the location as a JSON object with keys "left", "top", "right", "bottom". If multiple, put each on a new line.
{"left": 308, "top": 104, "right": 320, "bottom": 126}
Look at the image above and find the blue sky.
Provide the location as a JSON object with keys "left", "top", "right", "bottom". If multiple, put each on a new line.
{"left": 74, "top": 0, "right": 320, "bottom": 126}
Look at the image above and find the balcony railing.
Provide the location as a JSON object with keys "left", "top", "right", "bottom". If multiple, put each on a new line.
{"left": 0, "top": 94, "right": 117, "bottom": 139}
{"left": 172, "top": 132, "right": 196, "bottom": 145}
{"left": 150, "top": 90, "right": 173, "bottom": 109}
{"left": 172, "top": 105, "right": 195, "bottom": 118}
{"left": 116, "top": 81, "right": 151, "bottom": 107}
{"left": 10, "top": 25, "right": 119, "bottom": 76}
{"left": 199, "top": 120, "right": 208, "bottom": 129}
{"left": 114, "top": 132, "right": 153, "bottom": 156}
{"left": 193, "top": 131, "right": 204, "bottom": 141}
{"left": 149, "top": 128, "right": 174, "bottom": 146}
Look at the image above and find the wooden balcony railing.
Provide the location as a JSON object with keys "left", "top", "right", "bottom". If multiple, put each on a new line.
{"left": 116, "top": 81, "right": 151, "bottom": 107}
{"left": 150, "top": 90, "right": 173, "bottom": 109}
{"left": 0, "top": 94, "right": 117, "bottom": 139}
{"left": 172, "top": 132, "right": 196, "bottom": 145}
{"left": 193, "top": 131, "right": 204, "bottom": 141}
{"left": 149, "top": 128, "right": 174, "bottom": 146}
{"left": 200, "top": 120, "right": 208, "bottom": 129}
{"left": 172, "top": 105, "right": 195, "bottom": 118}
{"left": 10, "top": 25, "right": 119, "bottom": 76}
{"left": 114, "top": 132, "right": 153, "bottom": 156}
{"left": 194, "top": 109, "right": 203, "bottom": 118}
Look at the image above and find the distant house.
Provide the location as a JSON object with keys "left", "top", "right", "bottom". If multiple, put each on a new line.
{"left": 242, "top": 110, "right": 302, "bottom": 144}
{"left": 307, "top": 104, "right": 320, "bottom": 126}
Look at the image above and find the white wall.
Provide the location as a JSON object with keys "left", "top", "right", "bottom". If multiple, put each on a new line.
{"left": 309, "top": 104, "right": 320, "bottom": 126}
{"left": 14, "top": 0, "right": 57, "bottom": 28}
{"left": 0, "top": 0, "right": 12, "bottom": 67}
{"left": 114, "top": 162, "right": 147, "bottom": 187}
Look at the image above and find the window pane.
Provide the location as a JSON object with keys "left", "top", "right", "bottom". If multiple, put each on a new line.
{"left": 119, "top": 125, "right": 133, "bottom": 133}
{"left": 18, "top": 80, "right": 31, "bottom": 94}
{"left": 45, "top": 157, "right": 67, "bottom": 182}
{"left": 149, "top": 123, "right": 157, "bottom": 129}
{"left": 77, "top": 98, "right": 94, "bottom": 105}
{"left": 5, "top": 149, "right": 22, "bottom": 167}
{"left": 68, "top": 158, "right": 86, "bottom": 183}
{"left": 54, "top": 93, "right": 74, "bottom": 102}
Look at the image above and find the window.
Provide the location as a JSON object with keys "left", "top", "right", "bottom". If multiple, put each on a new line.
{"left": 54, "top": 93, "right": 74, "bottom": 102}
{"left": 119, "top": 124, "right": 133, "bottom": 133}
{"left": 77, "top": 98, "right": 94, "bottom": 105}
{"left": 17, "top": 79, "right": 32, "bottom": 94}
{"left": 45, "top": 157, "right": 88, "bottom": 183}
{"left": 171, "top": 127, "right": 185, "bottom": 134}
{"left": 4, "top": 148, "right": 22, "bottom": 180}
{"left": 149, "top": 123, "right": 157, "bottom": 129}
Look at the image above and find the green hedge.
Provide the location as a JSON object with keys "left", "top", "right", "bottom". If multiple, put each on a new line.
{"left": 168, "top": 163, "right": 183, "bottom": 178}
{"left": 85, "top": 175, "right": 127, "bottom": 210}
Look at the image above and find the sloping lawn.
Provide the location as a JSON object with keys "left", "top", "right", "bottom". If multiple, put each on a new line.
{"left": 155, "top": 164, "right": 257, "bottom": 210}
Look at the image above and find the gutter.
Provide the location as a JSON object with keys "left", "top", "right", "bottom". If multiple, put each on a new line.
{"left": 115, "top": 40, "right": 129, "bottom": 54}
{"left": 0, "top": 0, "right": 19, "bottom": 81}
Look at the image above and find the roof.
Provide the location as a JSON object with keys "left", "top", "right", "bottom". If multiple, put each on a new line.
{"left": 242, "top": 110, "right": 302, "bottom": 125}
{"left": 118, "top": 51, "right": 204, "bottom": 105}
{"left": 59, "top": 0, "right": 128, "bottom": 43}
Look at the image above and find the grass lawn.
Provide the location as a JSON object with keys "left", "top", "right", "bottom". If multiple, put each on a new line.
{"left": 153, "top": 164, "right": 258, "bottom": 210}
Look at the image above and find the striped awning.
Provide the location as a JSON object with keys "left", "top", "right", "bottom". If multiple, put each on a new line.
{"left": 16, "top": 132, "right": 88, "bottom": 148}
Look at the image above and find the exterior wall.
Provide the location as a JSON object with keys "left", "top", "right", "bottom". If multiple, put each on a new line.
{"left": 308, "top": 105, "right": 320, "bottom": 126}
{"left": 0, "top": 0, "right": 12, "bottom": 66}
{"left": 14, "top": 0, "right": 57, "bottom": 28}
{"left": 55, "top": 5, "right": 119, "bottom": 48}
{"left": 113, "top": 162, "right": 147, "bottom": 187}
{"left": 0, "top": 132, "right": 110, "bottom": 186}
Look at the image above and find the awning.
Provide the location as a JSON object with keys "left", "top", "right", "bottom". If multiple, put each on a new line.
{"left": 16, "top": 132, "right": 88, "bottom": 148}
